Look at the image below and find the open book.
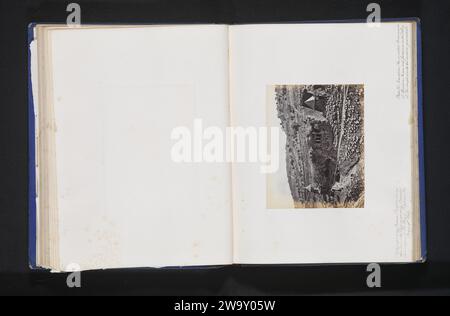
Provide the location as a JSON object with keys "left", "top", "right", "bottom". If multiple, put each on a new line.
{"left": 29, "top": 21, "right": 426, "bottom": 272}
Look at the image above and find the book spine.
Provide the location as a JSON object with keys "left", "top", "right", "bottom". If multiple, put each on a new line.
{"left": 28, "top": 23, "right": 37, "bottom": 269}
{"left": 416, "top": 20, "right": 427, "bottom": 261}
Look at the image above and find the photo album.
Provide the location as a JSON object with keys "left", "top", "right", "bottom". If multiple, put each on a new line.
{"left": 29, "top": 21, "right": 426, "bottom": 271}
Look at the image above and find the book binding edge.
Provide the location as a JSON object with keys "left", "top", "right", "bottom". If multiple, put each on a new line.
{"left": 28, "top": 22, "right": 38, "bottom": 269}
{"left": 416, "top": 19, "right": 427, "bottom": 262}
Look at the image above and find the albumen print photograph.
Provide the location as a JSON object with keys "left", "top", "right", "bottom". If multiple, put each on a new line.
{"left": 267, "top": 85, "right": 365, "bottom": 209}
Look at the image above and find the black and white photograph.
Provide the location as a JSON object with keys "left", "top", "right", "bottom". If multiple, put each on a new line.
{"left": 269, "top": 85, "right": 365, "bottom": 209}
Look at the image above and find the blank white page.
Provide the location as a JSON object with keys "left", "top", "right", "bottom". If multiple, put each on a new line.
{"left": 49, "top": 25, "right": 232, "bottom": 270}
{"left": 230, "top": 23, "right": 417, "bottom": 264}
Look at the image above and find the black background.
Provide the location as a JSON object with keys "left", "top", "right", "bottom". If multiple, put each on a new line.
{"left": 0, "top": 0, "right": 449, "bottom": 296}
